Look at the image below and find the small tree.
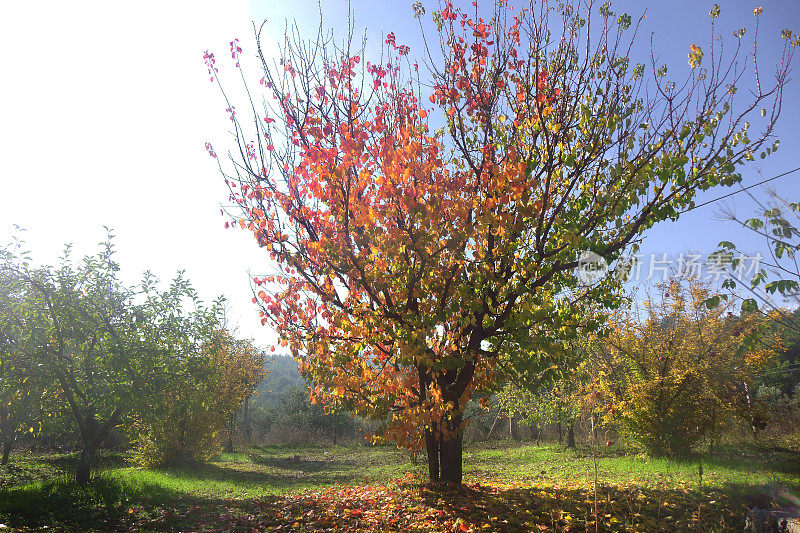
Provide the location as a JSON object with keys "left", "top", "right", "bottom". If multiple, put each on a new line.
{"left": 133, "top": 327, "right": 265, "bottom": 465}
{"left": 220, "top": 335, "right": 267, "bottom": 451}
{"left": 0, "top": 235, "right": 248, "bottom": 481}
{"left": 1, "top": 240, "right": 143, "bottom": 482}
{"left": 596, "top": 276, "right": 775, "bottom": 457}
{"left": 207, "top": 1, "right": 794, "bottom": 482}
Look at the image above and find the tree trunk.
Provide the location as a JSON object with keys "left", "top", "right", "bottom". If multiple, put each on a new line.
{"left": 439, "top": 413, "right": 463, "bottom": 484}
{"left": 566, "top": 421, "right": 576, "bottom": 448}
{"left": 76, "top": 410, "right": 99, "bottom": 484}
{"left": 243, "top": 396, "right": 250, "bottom": 442}
{"left": 557, "top": 422, "right": 563, "bottom": 444}
{"left": 225, "top": 413, "right": 236, "bottom": 452}
{"left": 2, "top": 439, "right": 11, "bottom": 465}
{"left": 439, "top": 433, "right": 462, "bottom": 484}
{"left": 419, "top": 363, "right": 472, "bottom": 485}
{"left": 486, "top": 408, "right": 502, "bottom": 440}
{"left": 510, "top": 416, "right": 521, "bottom": 441}
{"left": 0, "top": 406, "right": 11, "bottom": 465}
{"left": 74, "top": 407, "right": 121, "bottom": 483}
{"left": 425, "top": 427, "right": 440, "bottom": 482}
{"left": 424, "top": 423, "right": 466, "bottom": 484}
{"left": 76, "top": 443, "right": 95, "bottom": 484}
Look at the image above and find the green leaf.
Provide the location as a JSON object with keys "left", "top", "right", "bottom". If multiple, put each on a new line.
{"left": 741, "top": 298, "right": 758, "bottom": 313}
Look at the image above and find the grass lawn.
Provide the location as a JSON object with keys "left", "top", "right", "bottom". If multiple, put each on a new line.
{"left": 0, "top": 441, "right": 797, "bottom": 531}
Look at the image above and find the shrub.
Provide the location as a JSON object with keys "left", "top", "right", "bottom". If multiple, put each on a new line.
{"left": 597, "top": 277, "right": 775, "bottom": 457}
{"left": 133, "top": 331, "right": 265, "bottom": 465}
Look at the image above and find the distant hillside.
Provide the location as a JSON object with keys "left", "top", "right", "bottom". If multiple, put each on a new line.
{"left": 252, "top": 354, "right": 305, "bottom": 408}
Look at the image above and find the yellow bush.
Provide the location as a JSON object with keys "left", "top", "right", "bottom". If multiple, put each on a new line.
{"left": 133, "top": 330, "right": 265, "bottom": 466}
{"left": 596, "top": 276, "right": 775, "bottom": 457}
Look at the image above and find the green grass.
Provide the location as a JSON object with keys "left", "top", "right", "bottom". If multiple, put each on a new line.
{"left": 0, "top": 442, "right": 797, "bottom": 531}
{"left": 103, "top": 445, "right": 413, "bottom": 500}
{"left": 465, "top": 442, "right": 800, "bottom": 493}
{"left": 0, "top": 452, "right": 65, "bottom": 488}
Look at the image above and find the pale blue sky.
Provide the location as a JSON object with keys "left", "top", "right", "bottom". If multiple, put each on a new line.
{"left": 1, "top": 1, "right": 798, "bottom": 347}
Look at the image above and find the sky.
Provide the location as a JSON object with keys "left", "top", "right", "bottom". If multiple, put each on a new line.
{"left": 1, "top": 0, "right": 798, "bottom": 348}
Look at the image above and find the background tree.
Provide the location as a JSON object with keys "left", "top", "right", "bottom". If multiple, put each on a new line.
{"left": 498, "top": 341, "right": 588, "bottom": 447}
{"left": 120, "top": 271, "right": 266, "bottom": 465}
{"left": 0, "top": 239, "right": 142, "bottom": 482}
{"left": 710, "top": 189, "right": 800, "bottom": 444}
{"left": 245, "top": 355, "right": 374, "bottom": 445}
{"left": 221, "top": 335, "right": 267, "bottom": 450}
{"left": 596, "top": 276, "right": 775, "bottom": 457}
{"left": 208, "top": 0, "right": 794, "bottom": 482}
{"left": 0, "top": 236, "right": 262, "bottom": 480}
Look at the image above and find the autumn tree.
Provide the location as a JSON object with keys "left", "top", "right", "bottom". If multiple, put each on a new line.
{"left": 596, "top": 276, "right": 775, "bottom": 457}
{"left": 207, "top": 1, "right": 795, "bottom": 482}
{"left": 219, "top": 334, "right": 267, "bottom": 451}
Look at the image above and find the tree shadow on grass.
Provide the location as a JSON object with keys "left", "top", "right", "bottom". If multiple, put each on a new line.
{"left": 705, "top": 445, "right": 800, "bottom": 477}
{"left": 155, "top": 456, "right": 368, "bottom": 492}
{"left": 39, "top": 451, "right": 131, "bottom": 472}
{"left": 0, "top": 473, "right": 185, "bottom": 531}
{"left": 248, "top": 454, "right": 334, "bottom": 473}
{"left": 0, "top": 450, "right": 398, "bottom": 530}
